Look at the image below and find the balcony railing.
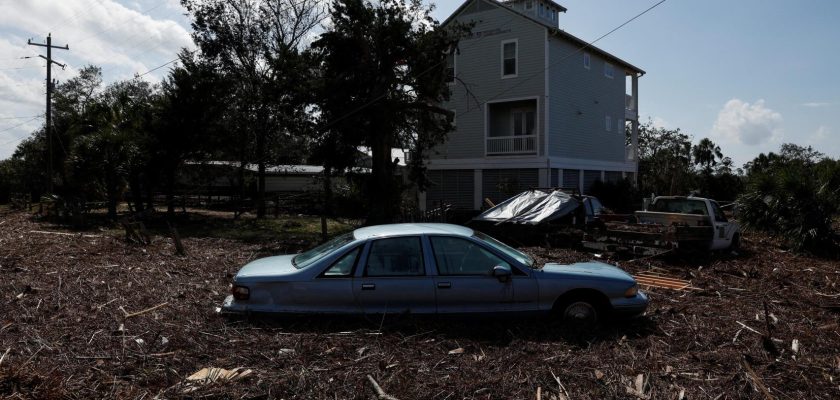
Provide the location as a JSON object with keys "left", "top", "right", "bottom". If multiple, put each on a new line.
{"left": 625, "top": 94, "right": 635, "bottom": 110}
{"left": 486, "top": 135, "right": 537, "bottom": 155}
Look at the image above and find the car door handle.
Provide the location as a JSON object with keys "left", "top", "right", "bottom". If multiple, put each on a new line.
{"left": 361, "top": 283, "right": 376, "bottom": 291}
{"left": 437, "top": 282, "right": 452, "bottom": 289}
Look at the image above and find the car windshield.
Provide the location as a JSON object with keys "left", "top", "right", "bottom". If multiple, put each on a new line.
{"left": 474, "top": 231, "right": 535, "bottom": 268}
{"left": 292, "top": 232, "right": 355, "bottom": 269}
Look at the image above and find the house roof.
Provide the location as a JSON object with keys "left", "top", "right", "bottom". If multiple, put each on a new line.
{"left": 442, "top": 0, "right": 644, "bottom": 75}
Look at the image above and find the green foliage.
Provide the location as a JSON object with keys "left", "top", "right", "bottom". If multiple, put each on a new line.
{"left": 636, "top": 120, "right": 693, "bottom": 196}
{"left": 310, "top": 0, "right": 467, "bottom": 223}
{"left": 737, "top": 144, "right": 838, "bottom": 253}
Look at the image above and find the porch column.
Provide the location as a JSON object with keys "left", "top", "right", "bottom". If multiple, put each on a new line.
{"left": 579, "top": 169, "right": 585, "bottom": 194}
{"left": 538, "top": 168, "right": 549, "bottom": 189}
{"left": 418, "top": 191, "right": 427, "bottom": 212}
{"left": 632, "top": 73, "right": 640, "bottom": 169}
{"left": 473, "top": 169, "right": 483, "bottom": 210}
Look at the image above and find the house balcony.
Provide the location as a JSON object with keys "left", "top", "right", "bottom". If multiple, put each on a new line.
{"left": 486, "top": 98, "right": 539, "bottom": 156}
{"left": 487, "top": 135, "right": 537, "bottom": 155}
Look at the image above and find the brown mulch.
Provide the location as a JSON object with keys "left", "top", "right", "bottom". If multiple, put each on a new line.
{"left": 1, "top": 210, "right": 839, "bottom": 399}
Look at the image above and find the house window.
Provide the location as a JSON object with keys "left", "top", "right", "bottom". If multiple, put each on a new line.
{"left": 501, "top": 40, "right": 517, "bottom": 78}
{"left": 604, "top": 62, "right": 614, "bottom": 79}
{"left": 539, "top": 3, "right": 544, "bottom": 16}
{"left": 583, "top": 52, "right": 591, "bottom": 69}
{"left": 445, "top": 51, "right": 455, "bottom": 84}
{"left": 512, "top": 109, "right": 535, "bottom": 136}
{"left": 525, "top": 1, "right": 533, "bottom": 10}
{"left": 605, "top": 115, "right": 612, "bottom": 132}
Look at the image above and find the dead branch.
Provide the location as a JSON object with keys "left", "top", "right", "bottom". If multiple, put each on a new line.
{"left": 741, "top": 359, "right": 775, "bottom": 400}
{"left": 122, "top": 302, "right": 170, "bottom": 319}
{"left": 367, "top": 374, "right": 400, "bottom": 400}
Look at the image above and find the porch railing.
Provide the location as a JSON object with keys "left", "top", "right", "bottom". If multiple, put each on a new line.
{"left": 486, "top": 135, "right": 537, "bottom": 155}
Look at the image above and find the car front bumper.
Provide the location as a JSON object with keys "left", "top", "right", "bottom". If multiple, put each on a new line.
{"left": 610, "top": 290, "right": 649, "bottom": 318}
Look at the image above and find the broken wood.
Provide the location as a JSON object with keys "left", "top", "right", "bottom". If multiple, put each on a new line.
{"left": 741, "top": 359, "right": 775, "bottom": 400}
{"left": 367, "top": 374, "right": 400, "bottom": 400}
{"left": 122, "top": 302, "right": 169, "bottom": 319}
{"left": 0, "top": 348, "right": 9, "bottom": 367}
{"left": 633, "top": 272, "right": 697, "bottom": 290}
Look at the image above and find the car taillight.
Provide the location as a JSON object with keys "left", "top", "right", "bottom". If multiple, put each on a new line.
{"left": 231, "top": 285, "right": 250, "bottom": 300}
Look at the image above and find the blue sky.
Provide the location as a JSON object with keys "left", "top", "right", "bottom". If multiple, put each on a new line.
{"left": 1, "top": 0, "right": 838, "bottom": 167}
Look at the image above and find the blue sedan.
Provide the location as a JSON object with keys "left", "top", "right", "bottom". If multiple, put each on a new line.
{"left": 222, "top": 223, "right": 648, "bottom": 323}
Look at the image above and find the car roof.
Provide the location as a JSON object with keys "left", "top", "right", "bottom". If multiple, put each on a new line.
{"left": 353, "top": 223, "right": 474, "bottom": 240}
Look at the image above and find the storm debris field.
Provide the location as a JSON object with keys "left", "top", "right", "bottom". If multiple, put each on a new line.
{"left": 1, "top": 210, "right": 839, "bottom": 399}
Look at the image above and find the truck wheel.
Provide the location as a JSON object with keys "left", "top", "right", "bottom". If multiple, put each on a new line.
{"left": 729, "top": 233, "right": 741, "bottom": 251}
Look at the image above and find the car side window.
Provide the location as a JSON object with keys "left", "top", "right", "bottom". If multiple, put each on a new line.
{"left": 430, "top": 236, "right": 510, "bottom": 276}
{"left": 322, "top": 246, "right": 361, "bottom": 277}
{"left": 364, "top": 237, "right": 424, "bottom": 277}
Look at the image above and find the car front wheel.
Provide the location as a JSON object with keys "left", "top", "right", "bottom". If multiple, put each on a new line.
{"left": 562, "top": 300, "right": 599, "bottom": 324}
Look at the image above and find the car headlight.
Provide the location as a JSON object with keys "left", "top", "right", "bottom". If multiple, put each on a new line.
{"left": 624, "top": 284, "right": 638, "bottom": 298}
{"left": 231, "top": 285, "right": 250, "bottom": 300}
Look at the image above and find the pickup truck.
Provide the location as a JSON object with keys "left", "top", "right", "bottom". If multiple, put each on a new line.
{"left": 638, "top": 196, "right": 740, "bottom": 250}
{"left": 584, "top": 196, "right": 740, "bottom": 254}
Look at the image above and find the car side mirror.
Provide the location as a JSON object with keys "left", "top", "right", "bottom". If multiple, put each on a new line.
{"left": 492, "top": 265, "right": 512, "bottom": 282}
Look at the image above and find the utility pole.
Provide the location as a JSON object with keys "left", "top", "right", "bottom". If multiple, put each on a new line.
{"left": 28, "top": 33, "right": 69, "bottom": 194}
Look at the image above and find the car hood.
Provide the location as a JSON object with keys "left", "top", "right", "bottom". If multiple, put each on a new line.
{"left": 540, "top": 261, "right": 635, "bottom": 283}
{"left": 235, "top": 254, "right": 300, "bottom": 281}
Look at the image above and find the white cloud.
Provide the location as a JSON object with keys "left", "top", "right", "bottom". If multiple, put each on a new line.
{"left": 0, "top": 0, "right": 195, "bottom": 158}
{"left": 711, "top": 99, "right": 783, "bottom": 146}
{"left": 802, "top": 102, "right": 831, "bottom": 108}
{"left": 810, "top": 125, "right": 830, "bottom": 143}
{"left": 651, "top": 116, "right": 670, "bottom": 129}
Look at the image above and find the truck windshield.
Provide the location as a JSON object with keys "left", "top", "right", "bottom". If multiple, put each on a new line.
{"left": 474, "top": 231, "right": 535, "bottom": 268}
{"left": 649, "top": 199, "right": 709, "bottom": 216}
{"left": 292, "top": 233, "right": 355, "bottom": 269}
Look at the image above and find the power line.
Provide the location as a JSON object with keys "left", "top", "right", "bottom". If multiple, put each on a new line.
{"left": 479, "top": 0, "right": 667, "bottom": 106}
{"left": 0, "top": 116, "right": 41, "bottom": 135}
{"left": 0, "top": 115, "right": 43, "bottom": 120}
{"left": 323, "top": 0, "right": 666, "bottom": 132}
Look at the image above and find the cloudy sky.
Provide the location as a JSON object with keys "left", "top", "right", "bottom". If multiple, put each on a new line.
{"left": 1, "top": 0, "right": 839, "bottom": 167}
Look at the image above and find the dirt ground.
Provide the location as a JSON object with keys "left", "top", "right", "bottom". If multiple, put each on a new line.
{"left": 1, "top": 209, "right": 839, "bottom": 399}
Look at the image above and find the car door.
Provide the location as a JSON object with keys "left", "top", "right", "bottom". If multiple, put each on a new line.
{"left": 352, "top": 236, "right": 436, "bottom": 314}
{"left": 428, "top": 236, "right": 515, "bottom": 314}
{"left": 286, "top": 246, "right": 361, "bottom": 314}
{"left": 710, "top": 201, "right": 735, "bottom": 249}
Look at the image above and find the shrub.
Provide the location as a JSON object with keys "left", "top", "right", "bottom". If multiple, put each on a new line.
{"left": 737, "top": 147, "right": 839, "bottom": 254}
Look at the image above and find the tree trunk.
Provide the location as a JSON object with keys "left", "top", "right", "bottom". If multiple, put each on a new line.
{"left": 166, "top": 170, "right": 176, "bottom": 216}
{"left": 129, "top": 174, "right": 144, "bottom": 215}
{"left": 256, "top": 127, "right": 266, "bottom": 219}
{"left": 367, "top": 131, "right": 398, "bottom": 225}
{"left": 321, "top": 167, "right": 332, "bottom": 242}
{"left": 106, "top": 172, "right": 117, "bottom": 220}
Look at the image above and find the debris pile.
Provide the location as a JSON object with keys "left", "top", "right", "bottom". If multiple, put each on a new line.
{"left": 1, "top": 210, "right": 839, "bottom": 398}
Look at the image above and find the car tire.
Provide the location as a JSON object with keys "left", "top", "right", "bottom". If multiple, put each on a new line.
{"left": 729, "top": 233, "right": 741, "bottom": 251}
{"left": 555, "top": 294, "right": 607, "bottom": 326}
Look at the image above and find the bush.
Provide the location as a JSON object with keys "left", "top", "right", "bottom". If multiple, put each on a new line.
{"left": 737, "top": 149, "right": 839, "bottom": 254}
